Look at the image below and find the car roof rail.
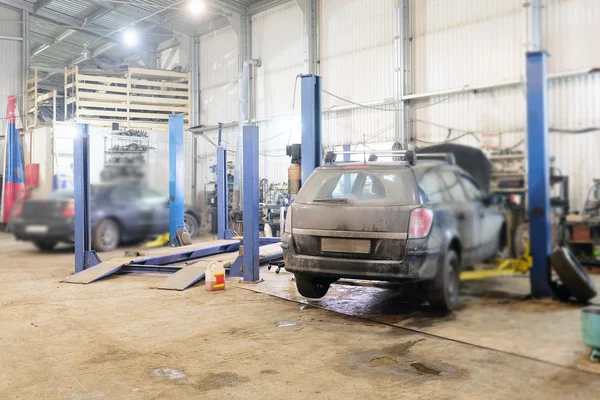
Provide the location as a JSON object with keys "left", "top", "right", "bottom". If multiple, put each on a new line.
{"left": 324, "top": 150, "right": 418, "bottom": 166}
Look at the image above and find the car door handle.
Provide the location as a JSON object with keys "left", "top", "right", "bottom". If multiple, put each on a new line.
{"left": 457, "top": 212, "right": 466, "bottom": 221}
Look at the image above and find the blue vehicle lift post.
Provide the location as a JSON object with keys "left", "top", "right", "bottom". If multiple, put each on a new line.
{"left": 73, "top": 123, "right": 101, "bottom": 273}
{"left": 242, "top": 125, "right": 260, "bottom": 282}
{"left": 216, "top": 146, "right": 229, "bottom": 240}
{"left": 300, "top": 74, "right": 322, "bottom": 183}
{"left": 526, "top": 51, "right": 554, "bottom": 298}
{"left": 169, "top": 115, "right": 185, "bottom": 246}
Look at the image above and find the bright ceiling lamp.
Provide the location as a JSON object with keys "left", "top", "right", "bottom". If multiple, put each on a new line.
{"left": 123, "top": 26, "right": 138, "bottom": 47}
{"left": 189, "top": 0, "right": 205, "bottom": 15}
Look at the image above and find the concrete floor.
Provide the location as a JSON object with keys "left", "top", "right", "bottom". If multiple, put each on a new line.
{"left": 1, "top": 233, "right": 600, "bottom": 399}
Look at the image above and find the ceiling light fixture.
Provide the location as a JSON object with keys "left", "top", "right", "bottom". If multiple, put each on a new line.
{"left": 123, "top": 26, "right": 138, "bottom": 47}
{"left": 189, "top": 0, "right": 205, "bottom": 15}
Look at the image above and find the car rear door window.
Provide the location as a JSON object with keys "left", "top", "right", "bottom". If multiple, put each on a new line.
{"left": 459, "top": 174, "right": 485, "bottom": 200}
{"left": 440, "top": 170, "right": 468, "bottom": 202}
{"left": 418, "top": 170, "right": 449, "bottom": 204}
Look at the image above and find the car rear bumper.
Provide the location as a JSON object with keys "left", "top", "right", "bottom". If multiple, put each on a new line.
{"left": 10, "top": 218, "right": 74, "bottom": 242}
{"left": 281, "top": 233, "right": 440, "bottom": 281}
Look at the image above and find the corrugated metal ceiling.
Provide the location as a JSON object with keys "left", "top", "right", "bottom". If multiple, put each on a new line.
{"left": 5, "top": 0, "right": 265, "bottom": 81}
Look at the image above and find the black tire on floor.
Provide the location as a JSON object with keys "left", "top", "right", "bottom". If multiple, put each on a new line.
{"left": 92, "top": 219, "right": 121, "bottom": 252}
{"left": 294, "top": 275, "right": 331, "bottom": 299}
{"left": 426, "top": 250, "right": 460, "bottom": 312}
{"left": 34, "top": 241, "right": 57, "bottom": 252}
{"left": 550, "top": 247, "right": 597, "bottom": 303}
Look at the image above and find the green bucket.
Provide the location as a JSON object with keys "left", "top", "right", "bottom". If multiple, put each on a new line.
{"left": 582, "top": 307, "right": 600, "bottom": 362}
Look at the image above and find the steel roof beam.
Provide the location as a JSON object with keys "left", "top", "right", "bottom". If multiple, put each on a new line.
{"left": 31, "top": 6, "right": 116, "bottom": 59}
{"left": 34, "top": 0, "right": 56, "bottom": 13}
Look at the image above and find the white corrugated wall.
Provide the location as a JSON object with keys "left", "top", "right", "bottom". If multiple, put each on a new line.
{"left": 0, "top": 5, "right": 24, "bottom": 173}
{"left": 320, "top": 0, "right": 398, "bottom": 147}
{"left": 409, "top": 0, "right": 600, "bottom": 209}
{"left": 412, "top": 0, "right": 524, "bottom": 93}
{"left": 544, "top": 0, "right": 600, "bottom": 73}
{"left": 252, "top": 1, "right": 304, "bottom": 119}
{"left": 200, "top": 26, "right": 239, "bottom": 126}
{"left": 191, "top": 0, "right": 599, "bottom": 210}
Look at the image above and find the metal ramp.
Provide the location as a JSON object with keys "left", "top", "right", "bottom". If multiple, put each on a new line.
{"left": 152, "top": 243, "right": 284, "bottom": 290}
{"left": 61, "top": 240, "right": 284, "bottom": 290}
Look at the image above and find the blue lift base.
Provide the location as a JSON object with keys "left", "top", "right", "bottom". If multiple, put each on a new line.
{"left": 62, "top": 239, "right": 282, "bottom": 290}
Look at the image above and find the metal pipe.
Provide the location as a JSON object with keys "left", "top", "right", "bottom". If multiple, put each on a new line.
{"left": 402, "top": 68, "right": 600, "bottom": 101}
{"left": 192, "top": 67, "right": 599, "bottom": 136}
{"left": 190, "top": 99, "right": 397, "bottom": 134}
{"left": 0, "top": 35, "right": 23, "bottom": 41}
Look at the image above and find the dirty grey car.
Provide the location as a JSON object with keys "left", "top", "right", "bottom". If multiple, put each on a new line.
{"left": 10, "top": 182, "right": 201, "bottom": 252}
{"left": 281, "top": 156, "right": 505, "bottom": 311}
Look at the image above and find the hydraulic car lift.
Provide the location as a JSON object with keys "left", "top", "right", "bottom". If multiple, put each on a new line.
{"left": 64, "top": 118, "right": 282, "bottom": 289}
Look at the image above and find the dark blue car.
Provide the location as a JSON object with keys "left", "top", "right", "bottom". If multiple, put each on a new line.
{"left": 10, "top": 182, "right": 201, "bottom": 252}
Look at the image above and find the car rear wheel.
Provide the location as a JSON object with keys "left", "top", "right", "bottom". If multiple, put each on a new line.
{"left": 92, "top": 219, "right": 121, "bottom": 252}
{"left": 294, "top": 274, "right": 332, "bottom": 299}
{"left": 184, "top": 212, "right": 200, "bottom": 237}
{"left": 426, "top": 250, "right": 460, "bottom": 312}
{"left": 34, "top": 241, "right": 57, "bottom": 252}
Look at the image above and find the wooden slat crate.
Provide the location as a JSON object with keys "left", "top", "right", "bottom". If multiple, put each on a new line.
{"left": 64, "top": 66, "right": 190, "bottom": 130}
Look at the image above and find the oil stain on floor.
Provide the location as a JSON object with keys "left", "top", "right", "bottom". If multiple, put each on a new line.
{"left": 340, "top": 338, "right": 460, "bottom": 381}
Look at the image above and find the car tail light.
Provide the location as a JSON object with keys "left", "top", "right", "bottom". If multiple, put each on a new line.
{"left": 14, "top": 203, "right": 22, "bottom": 217}
{"left": 284, "top": 206, "right": 293, "bottom": 233}
{"left": 62, "top": 200, "right": 75, "bottom": 217}
{"left": 408, "top": 208, "right": 434, "bottom": 239}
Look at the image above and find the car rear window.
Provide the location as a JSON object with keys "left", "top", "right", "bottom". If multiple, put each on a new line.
{"left": 295, "top": 168, "right": 418, "bottom": 205}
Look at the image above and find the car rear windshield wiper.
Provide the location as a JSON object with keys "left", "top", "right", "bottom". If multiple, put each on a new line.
{"left": 313, "top": 198, "right": 349, "bottom": 203}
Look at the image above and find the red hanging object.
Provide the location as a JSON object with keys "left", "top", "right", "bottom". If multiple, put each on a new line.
{"left": 2, "top": 96, "right": 25, "bottom": 223}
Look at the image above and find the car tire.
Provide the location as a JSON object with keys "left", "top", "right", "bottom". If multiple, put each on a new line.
{"left": 550, "top": 247, "right": 597, "bottom": 303}
{"left": 34, "top": 241, "right": 57, "bottom": 252}
{"left": 184, "top": 212, "right": 200, "bottom": 237}
{"left": 294, "top": 274, "right": 331, "bottom": 299}
{"left": 426, "top": 250, "right": 460, "bottom": 312}
{"left": 92, "top": 219, "right": 121, "bottom": 252}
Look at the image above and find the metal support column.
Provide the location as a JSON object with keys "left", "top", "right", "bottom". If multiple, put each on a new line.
{"left": 297, "top": 0, "right": 319, "bottom": 74}
{"left": 22, "top": 9, "right": 30, "bottom": 120}
{"left": 526, "top": 51, "right": 553, "bottom": 298}
{"left": 300, "top": 74, "right": 322, "bottom": 184}
{"left": 73, "top": 123, "right": 101, "bottom": 273}
{"left": 400, "top": 0, "right": 412, "bottom": 148}
{"left": 169, "top": 115, "right": 185, "bottom": 246}
{"left": 189, "top": 35, "right": 200, "bottom": 208}
{"left": 242, "top": 126, "right": 259, "bottom": 282}
{"left": 217, "top": 146, "right": 228, "bottom": 240}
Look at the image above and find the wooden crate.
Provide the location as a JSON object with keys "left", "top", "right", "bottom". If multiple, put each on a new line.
{"left": 64, "top": 66, "right": 190, "bottom": 130}
{"left": 25, "top": 68, "right": 57, "bottom": 131}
